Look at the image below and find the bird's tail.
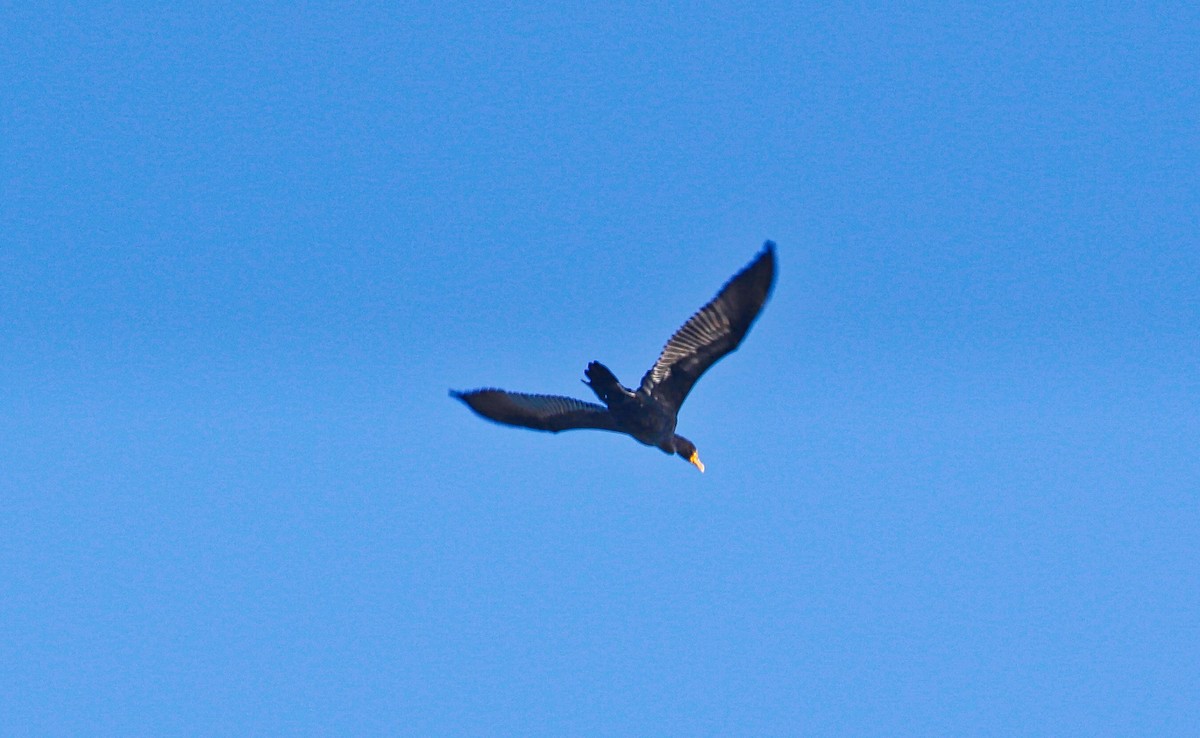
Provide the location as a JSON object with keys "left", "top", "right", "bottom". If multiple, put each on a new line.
{"left": 584, "top": 361, "right": 623, "bottom": 405}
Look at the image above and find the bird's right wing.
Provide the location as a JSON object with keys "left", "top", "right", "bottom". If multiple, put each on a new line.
{"left": 451, "top": 389, "right": 620, "bottom": 433}
{"left": 639, "top": 242, "right": 776, "bottom": 412}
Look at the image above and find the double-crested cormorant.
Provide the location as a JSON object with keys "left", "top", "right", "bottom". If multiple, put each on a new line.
{"left": 451, "top": 241, "right": 777, "bottom": 471}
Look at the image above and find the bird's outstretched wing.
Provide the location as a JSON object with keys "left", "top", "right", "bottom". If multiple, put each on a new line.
{"left": 639, "top": 242, "right": 776, "bottom": 411}
{"left": 450, "top": 389, "right": 620, "bottom": 433}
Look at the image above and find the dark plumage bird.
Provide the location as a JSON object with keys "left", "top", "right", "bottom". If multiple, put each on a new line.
{"left": 451, "top": 242, "right": 777, "bottom": 472}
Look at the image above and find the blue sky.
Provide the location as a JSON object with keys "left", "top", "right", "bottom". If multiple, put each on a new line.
{"left": 3, "top": 2, "right": 1198, "bottom": 734}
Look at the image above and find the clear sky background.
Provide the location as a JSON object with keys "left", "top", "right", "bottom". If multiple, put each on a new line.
{"left": 3, "top": 2, "right": 1198, "bottom": 735}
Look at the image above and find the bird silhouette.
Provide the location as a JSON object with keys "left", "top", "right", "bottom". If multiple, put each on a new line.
{"left": 452, "top": 242, "right": 777, "bottom": 471}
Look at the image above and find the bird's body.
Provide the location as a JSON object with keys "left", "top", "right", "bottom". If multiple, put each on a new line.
{"left": 584, "top": 360, "right": 677, "bottom": 450}
{"left": 452, "top": 242, "right": 777, "bottom": 471}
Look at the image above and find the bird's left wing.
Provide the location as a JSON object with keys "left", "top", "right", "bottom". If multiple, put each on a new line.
{"left": 451, "top": 389, "right": 620, "bottom": 433}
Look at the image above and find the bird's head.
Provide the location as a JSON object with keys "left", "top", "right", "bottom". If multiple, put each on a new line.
{"left": 673, "top": 435, "right": 705, "bottom": 473}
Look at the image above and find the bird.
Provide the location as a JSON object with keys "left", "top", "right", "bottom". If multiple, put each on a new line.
{"left": 451, "top": 241, "right": 777, "bottom": 472}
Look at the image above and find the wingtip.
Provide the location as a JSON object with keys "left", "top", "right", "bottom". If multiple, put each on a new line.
{"left": 750, "top": 240, "right": 777, "bottom": 278}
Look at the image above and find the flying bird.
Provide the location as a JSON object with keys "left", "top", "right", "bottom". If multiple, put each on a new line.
{"left": 451, "top": 241, "right": 777, "bottom": 471}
